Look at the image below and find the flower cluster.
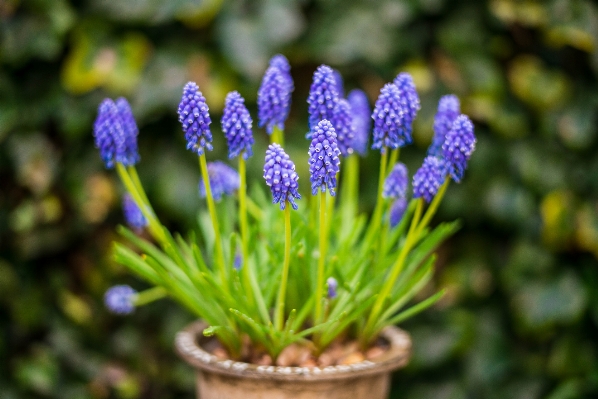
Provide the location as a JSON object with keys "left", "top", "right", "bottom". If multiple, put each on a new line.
{"left": 222, "top": 91, "right": 254, "bottom": 160}
{"left": 104, "top": 285, "right": 136, "bottom": 315}
{"left": 383, "top": 163, "right": 409, "bottom": 199}
{"left": 263, "top": 144, "right": 301, "bottom": 210}
{"left": 332, "top": 99, "right": 355, "bottom": 157}
{"left": 178, "top": 82, "right": 213, "bottom": 156}
{"left": 93, "top": 98, "right": 139, "bottom": 168}
{"left": 199, "top": 161, "right": 240, "bottom": 201}
{"left": 389, "top": 197, "right": 408, "bottom": 228}
{"left": 347, "top": 89, "right": 371, "bottom": 156}
{"left": 308, "top": 120, "right": 341, "bottom": 196}
{"left": 258, "top": 56, "right": 293, "bottom": 134}
{"left": 123, "top": 193, "right": 148, "bottom": 230}
{"left": 412, "top": 156, "right": 449, "bottom": 203}
{"left": 307, "top": 65, "right": 339, "bottom": 132}
{"left": 429, "top": 95, "right": 460, "bottom": 157}
{"left": 443, "top": 115, "right": 476, "bottom": 183}
{"left": 371, "top": 83, "right": 411, "bottom": 151}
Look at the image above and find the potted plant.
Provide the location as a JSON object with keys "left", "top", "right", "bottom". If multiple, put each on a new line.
{"left": 95, "top": 55, "right": 475, "bottom": 399}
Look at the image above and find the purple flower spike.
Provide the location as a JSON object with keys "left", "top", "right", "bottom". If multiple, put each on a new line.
{"left": 332, "top": 99, "right": 355, "bottom": 157}
{"left": 93, "top": 99, "right": 125, "bottom": 169}
{"left": 307, "top": 65, "right": 339, "bottom": 132}
{"left": 394, "top": 72, "right": 420, "bottom": 139}
{"left": 123, "top": 193, "right": 148, "bottom": 230}
{"left": 333, "top": 69, "right": 344, "bottom": 98}
{"left": 371, "top": 83, "right": 412, "bottom": 151}
{"left": 177, "top": 82, "right": 213, "bottom": 156}
{"left": 104, "top": 285, "right": 136, "bottom": 315}
{"left": 308, "top": 120, "right": 341, "bottom": 196}
{"left": 258, "top": 66, "right": 292, "bottom": 134}
{"left": 269, "top": 54, "right": 294, "bottom": 92}
{"left": 233, "top": 253, "right": 243, "bottom": 270}
{"left": 412, "top": 156, "right": 448, "bottom": 203}
{"left": 115, "top": 98, "right": 140, "bottom": 166}
{"left": 327, "top": 277, "right": 338, "bottom": 299}
{"left": 390, "top": 198, "right": 408, "bottom": 228}
{"left": 347, "top": 89, "right": 371, "bottom": 156}
{"left": 443, "top": 115, "right": 476, "bottom": 183}
{"left": 199, "top": 161, "right": 240, "bottom": 201}
{"left": 383, "top": 163, "right": 409, "bottom": 199}
{"left": 263, "top": 144, "right": 301, "bottom": 210}
{"left": 429, "top": 95, "right": 460, "bottom": 157}
{"left": 222, "top": 91, "right": 254, "bottom": 160}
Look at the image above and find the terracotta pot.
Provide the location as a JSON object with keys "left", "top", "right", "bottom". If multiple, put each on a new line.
{"left": 175, "top": 321, "right": 412, "bottom": 399}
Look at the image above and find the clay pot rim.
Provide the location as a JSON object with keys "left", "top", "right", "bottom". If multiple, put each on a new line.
{"left": 175, "top": 320, "right": 412, "bottom": 381}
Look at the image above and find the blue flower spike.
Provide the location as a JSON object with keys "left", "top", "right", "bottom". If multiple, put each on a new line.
{"left": 347, "top": 89, "right": 371, "bottom": 156}
{"left": 222, "top": 91, "right": 254, "bottom": 160}
{"left": 389, "top": 197, "right": 408, "bottom": 228}
{"left": 93, "top": 99, "right": 125, "bottom": 169}
{"left": 258, "top": 65, "right": 292, "bottom": 135}
{"left": 104, "top": 285, "right": 137, "bottom": 315}
{"left": 371, "top": 83, "right": 411, "bottom": 151}
{"left": 177, "top": 82, "right": 213, "bottom": 156}
{"left": 443, "top": 115, "right": 476, "bottom": 183}
{"left": 199, "top": 161, "right": 240, "bottom": 201}
{"left": 327, "top": 277, "right": 338, "bottom": 299}
{"left": 332, "top": 99, "right": 355, "bottom": 157}
{"left": 123, "top": 193, "right": 148, "bottom": 230}
{"left": 263, "top": 144, "right": 301, "bottom": 210}
{"left": 429, "top": 95, "right": 460, "bottom": 157}
{"left": 308, "top": 120, "right": 341, "bottom": 196}
{"left": 307, "top": 65, "right": 339, "bottom": 132}
{"left": 269, "top": 54, "right": 294, "bottom": 93}
{"left": 383, "top": 163, "right": 409, "bottom": 199}
{"left": 394, "top": 72, "right": 420, "bottom": 140}
{"left": 332, "top": 69, "right": 344, "bottom": 98}
{"left": 412, "top": 156, "right": 448, "bottom": 203}
{"left": 115, "top": 98, "right": 140, "bottom": 166}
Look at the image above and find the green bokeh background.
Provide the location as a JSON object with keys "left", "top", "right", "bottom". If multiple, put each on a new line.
{"left": 2, "top": 0, "right": 598, "bottom": 398}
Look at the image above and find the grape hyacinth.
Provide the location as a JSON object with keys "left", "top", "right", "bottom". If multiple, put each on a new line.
{"left": 308, "top": 120, "right": 341, "bottom": 196}
{"left": 93, "top": 99, "right": 125, "bottom": 169}
{"left": 269, "top": 54, "right": 294, "bottom": 93}
{"left": 199, "top": 161, "right": 240, "bottom": 201}
{"left": 371, "top": 83, "right": 412, "bottom": 151}
{"left": 104, "top": 285, "right": 136, "bottom": 315}
{"left": 263, "top": 144, "right": 301, "bottom": 210}
{"left": 412, "top": 156, "right": 448, "bottom": 203}
{"left": 347, "top": 89, "right": 371, "bottom": 156}
{"left": 389, "top": 197, "right": 408, "bottom": 228}
{"left": 307, "top": 65, "right": 339, "bottom": 132}
{"left": 443, "top": 115, "right": 476, "bottom": 183}
{"left": 115, "top": 97, "right": 140, "bottom": 166}
{"left": 327, "top": 277, "right": 338, "bottom": 299}
{"left": 393, "top": 72, "right": 420, "bottom": 140}
{"left": 332, "top": 69, "right": 344, "bottom": 98}
{"left": 177, "top": 82, "right": 213, "bottom": 156}
{"left": 258, "top": 66, "right": 292, "bottom": 134}
{"left": 383, "top": 163, "right": 409, "bottom": 199}
{"left": 332, "top": 99, "right": 355, "bottom": 157}
{"left": 429, "top": 95, "right": 460, "bottom": 157}
{"left": 222, "top": 91, "right": 254, "bottom": 160}
{"left": 233, "top": 253, "right": 243, "bottom": 271}
{"left": 123, "top": 193, "right": 148, "bottom": 230}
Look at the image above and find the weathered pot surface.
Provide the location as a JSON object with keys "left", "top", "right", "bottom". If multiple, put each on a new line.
{"left": 175, "top": 321, "right": 412, "bottom": 399}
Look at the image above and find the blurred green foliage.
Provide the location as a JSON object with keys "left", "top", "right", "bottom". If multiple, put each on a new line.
{"left": 1, "top": 0, "right": 598, "bottom": 398}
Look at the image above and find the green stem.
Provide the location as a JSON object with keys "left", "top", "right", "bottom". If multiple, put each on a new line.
{"left": 340, "top": 155, "right": 359, "bottom": 238}
{"left": 415, "top": 178, "right": 450, "bottom": 237}
{"left": 271, "top": 126, "right": 284, "bottom": 146}
{"left": 127, "top": 166, "right": 152, "bottom": 211}
{"left": 314, "top": 191, "right": 327, "bottom": 326}
{"left": 387, "top": 148, "right": 399, "bottom": 172}
{"left": 361, "top": 150, "right": 389, "bottom": 247}
{"left": 274, "top": 205, "right": 292, "bottom": 331}
{"left": 198, "top": 154, "right": 227, "bottom": 285}
{"left": 133, "top": 286, "right": 167, "bottom": 306}
{"left": 362, "top": 198, "right": 424, "bottom": 346}
{"left": 238, "top": 157, "right": 254, "bottom": 309}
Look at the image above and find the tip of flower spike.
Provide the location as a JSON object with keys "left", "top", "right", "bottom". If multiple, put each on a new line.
{"left": 263, "top": 144, "right": 301, "bottom": 210}
{"left": 383, "top": 163, "right": 409, "bottom": 199}
{"left": 327, "top": 277, "right": 338, "bottom": 299}
{"left": 371, "top": 83, "right": 413, "bottom": 151}
{"left": 347, "top": 89, "right": 371, "bottom": 156}
{"left": 269, "top": 54, "right": 291, "bottom": 73}
{"left": 442, "top": 114, "right": 476, "bottom": 183}
{"left": 412, "top": 156, "right": 448, "bottom": 203}
{"left": 307, "top": 65, "right": 339, "bottom": 131}
{"left": 308, "top": 119, "right": 341, "bottom": 196}
{"left": 199, "top": 161, "right": 240, "bottom": 201}
{"left": 93, "top": 98, "right": 126, "bottom": 169}
{"left": 428, "top": 95, "right": 460, "bottom": 157}
{"left": 332, "top": 99, "right": 355, "bottom": 157}
{"left": 222, "top": 91, "right": 254, "bottom": 160}
{"left": 104, "top": 285, "right": 136, "bottom": 315}
{"left": 258, "top": 67, "right": 292, "bottom": 134}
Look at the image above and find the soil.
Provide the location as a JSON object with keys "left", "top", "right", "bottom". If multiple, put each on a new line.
{"left": 208, "top": 337, "right": 390, "bottom": 368}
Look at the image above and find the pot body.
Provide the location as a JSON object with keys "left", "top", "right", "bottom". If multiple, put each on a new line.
{"left": 176, "top": 321, "right": 411, "bottom": 399}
